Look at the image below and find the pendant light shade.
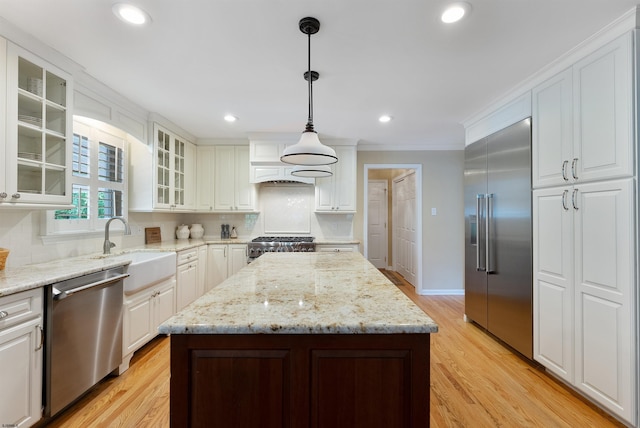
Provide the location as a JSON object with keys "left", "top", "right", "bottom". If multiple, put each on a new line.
{"left": 282, "top": 131, "right": 337, "bottom": 166}
{"left": 291, "top": 163, "right": 333, "bottom": 178}
{"left": 281, "top": 17, "right": 338, "bottom": 167}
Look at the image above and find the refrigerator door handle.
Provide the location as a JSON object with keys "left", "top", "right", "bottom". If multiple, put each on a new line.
{"left": 476, "top": 194, "right": 486, "bottom": 271}
{"left": 486, "top": 193, "right": 494, "bottom": 274}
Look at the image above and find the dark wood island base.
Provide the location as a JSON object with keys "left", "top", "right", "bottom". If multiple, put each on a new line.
{"left": 170, "top": 333, "right": 431, "bottom": 428}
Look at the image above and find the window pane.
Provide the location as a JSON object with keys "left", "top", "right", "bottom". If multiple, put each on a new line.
{"left": 98, "top": 188, "right": 123, "bottom": 218}
{"left": 72, "top": 134, "right": 90, "bottom": 178}
{"left": 98, "top": 142, "right": 123, "bottom": 183}
{"left": 54, "top": 184, "right": 89, "bottom": 219}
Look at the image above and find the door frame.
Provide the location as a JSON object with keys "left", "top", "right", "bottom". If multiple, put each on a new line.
{"left": 363, "top": 164, "right": 423, "bottom": 294}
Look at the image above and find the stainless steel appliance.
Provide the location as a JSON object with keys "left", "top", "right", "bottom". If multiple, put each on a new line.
{"left": 464, "top": 118, "right": 533, "bottom": 359}
{"left": 248, "top": 236, "right": 316, "bottom": 261}
{"left": 45, "top": 267, "right": 128, "bottom": 418}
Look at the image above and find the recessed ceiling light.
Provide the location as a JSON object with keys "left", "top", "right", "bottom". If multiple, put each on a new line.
{"left": 113, "top": 3, "right": 151, "bottom": 25}
{"left": 379, "top": 115, "right": 392, "bottom": 123}
{"left": 224, "top": 114, "right": 238, "bottom": 122}
{"left": 441, "top": 2, "right": 471, "bottom": 24}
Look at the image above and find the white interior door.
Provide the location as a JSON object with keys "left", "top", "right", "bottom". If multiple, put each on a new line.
{"left": 393, "top": 171, "right": 417, "bottom": 286}
{"left": 367, "top": 180, "right": 388, "bottom": 268}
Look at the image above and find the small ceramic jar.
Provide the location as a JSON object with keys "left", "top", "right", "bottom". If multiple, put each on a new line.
{"left": 176, "top": 224, "right": 190, "bottom": 240}
{"left": 190, "top": 224, "right": 204, "bottom": 239}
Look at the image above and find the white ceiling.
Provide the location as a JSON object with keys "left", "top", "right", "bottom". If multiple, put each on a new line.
{"left": 0, "top": 0, "right": 637, "bottom": 149}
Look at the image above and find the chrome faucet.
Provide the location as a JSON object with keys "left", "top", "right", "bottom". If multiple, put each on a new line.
{"left": 103, "top": 216, "right": 132, "bottom": 255}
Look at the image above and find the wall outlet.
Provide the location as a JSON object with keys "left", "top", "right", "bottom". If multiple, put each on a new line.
{"left": 431, "top": 207, "right": 437, "bottom": 216}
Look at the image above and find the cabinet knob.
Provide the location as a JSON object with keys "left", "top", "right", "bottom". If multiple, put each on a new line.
{"left": 0, "top": 310, "right": 8, "bottom": 319}
{"left": 0, "top": 192, "right": 6, "bottom": 199}
{"left": 11, "top": 193, "right": 20, "bottom": 199}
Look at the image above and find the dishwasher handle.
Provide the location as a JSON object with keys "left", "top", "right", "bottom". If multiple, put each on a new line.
{"left": 52, "top": 273, "right": 129, "bottom": 301}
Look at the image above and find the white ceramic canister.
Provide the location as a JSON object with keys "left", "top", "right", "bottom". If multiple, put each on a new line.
{"left": 176, "top": 224, "right": 190, "bottom": 239}
{"left": 190, "top": 224, "right": 204, "bottom": 239}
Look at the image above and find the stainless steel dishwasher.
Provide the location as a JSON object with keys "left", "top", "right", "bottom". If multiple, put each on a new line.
{"left": 44, "top": 266, "right": 128, "bottom": 418}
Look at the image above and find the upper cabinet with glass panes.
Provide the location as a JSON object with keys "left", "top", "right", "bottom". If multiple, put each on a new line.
{"left": 129, "top": 122, "right": 195, "bottom": 211}
{"left": 1, "top": 42, "right": 73, "bottom": 207}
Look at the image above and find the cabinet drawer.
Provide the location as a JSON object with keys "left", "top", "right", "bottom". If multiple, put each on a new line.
{"left": 177, "top": 248, "right": 199, "bottom": 265}
{"left": 0, "top": 288, "right": 43, "bottom": 330}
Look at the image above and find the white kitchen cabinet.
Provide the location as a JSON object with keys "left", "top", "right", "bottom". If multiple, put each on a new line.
{"left": 176, "top": 247, "right": 200, "bottom": 311}
{"left": 532, "top": 33, "right": 633, "bottom": 189}
{"left": 214, "top": 146, "right": 257, "bottom": 211}
{"left": 1, "top": 42, "right": 73, "bottom": 208}
{"left": 121, "top": 276, "right": 175, "bottom": 373}
{"left": 0, "top": 288, "right": 43, "bottom": 428}
{"left": 129, "top": 123, "right": 195, "bottom": 211}
{"left": 533, "top": 179, "right": 635, "bottom": 422}
{"left": 196, "top": 146, "right": 215, "bottom": 211}
{"left": 197, "top": 245, "right": 207, "bottom": 296}
{"left": 207, "top": 243, "right": 248, "bottom": 289}
{"left": 316, "top": 244, "right": 359, "bottom": 253}
{"left": 315, "top": 145, "right": 357, "bottom": 212}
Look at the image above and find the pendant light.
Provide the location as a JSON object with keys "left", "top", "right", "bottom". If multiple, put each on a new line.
{"left": 281, "top": 17, "right": 337, "bottom": 167}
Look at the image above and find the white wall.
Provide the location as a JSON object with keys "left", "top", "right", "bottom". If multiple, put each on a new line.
{"left": 355, "top": 150, "right": 465, "bottom": 293}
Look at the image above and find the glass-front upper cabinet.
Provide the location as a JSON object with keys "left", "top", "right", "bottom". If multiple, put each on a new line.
{"left": 2, "top": 43, "right": 72, "bottom": 206}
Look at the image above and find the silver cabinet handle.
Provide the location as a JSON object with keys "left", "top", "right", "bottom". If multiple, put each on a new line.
{"left": 571, "top": 158, "right": 578, "bottom": 180}
{"left": 0, "top": 310, "right": 8, "bottom": 319}
{"left": 224, "top": 246, "right": 227, "bottom": 258}
{"left": 35, "top": 325, "right": 44, "bottom": 351}
{"left": 12, "top": 193, "right": 20, "bottom": 199}
{"left": 0, "top": 192, "right": 7, "bottom": 199}
{"left": 562, "top": 190, "right": 569, "bottom": 211}
{"left": 486, "top": 194, "right": 494, "bottom": 274}
{"left": 562, "top": 160, "right": 569, "bottom": 181}
{"left": 572, "top": 189, "right": 579, "bottom": 210}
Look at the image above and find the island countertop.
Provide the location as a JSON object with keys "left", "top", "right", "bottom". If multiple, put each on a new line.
{"left": 159, "top": 251, "right": 438, "bottom": 335}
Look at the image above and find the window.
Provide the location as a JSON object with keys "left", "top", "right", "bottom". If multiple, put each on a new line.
{"left": 47, "top": 118, "right": 128, "bottom": 234}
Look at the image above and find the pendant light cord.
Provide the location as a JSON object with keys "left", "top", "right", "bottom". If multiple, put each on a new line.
{"left": 306, "top": 31, "right": 314, "bottom": 132}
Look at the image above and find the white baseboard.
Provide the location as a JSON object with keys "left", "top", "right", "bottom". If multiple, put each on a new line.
{"left": 418, "top": 289, "right": 465, "bottom": 296}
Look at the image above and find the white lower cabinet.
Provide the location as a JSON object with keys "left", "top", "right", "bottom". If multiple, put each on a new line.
{"left": 533, "top": 178, "right": 635, "bottom": 423}
{"left": 176, "top": 247, "right": 200, "bottom": 311}
{"left": 121, "top": 277, "right": 175, "bottom": 373}
{"left": 0, "top": 288, "right": 43, "bottom": 428}
{"left": 316, "top": 244, "right": 359, "bottom": 253}
{"left": 207, "top": 244, "right": 248, "bottom": 289}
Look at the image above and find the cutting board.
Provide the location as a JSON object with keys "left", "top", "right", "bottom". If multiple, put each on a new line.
{"left": 145, "top": 227, "right": 162, "bottom": 244}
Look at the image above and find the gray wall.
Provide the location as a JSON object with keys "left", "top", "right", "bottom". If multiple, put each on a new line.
{"left": 355, "top": 150, "right": 465, "bottom": 293}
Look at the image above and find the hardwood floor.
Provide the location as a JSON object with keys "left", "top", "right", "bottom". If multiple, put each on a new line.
{"left": 47, "top": 272, "right": 625, "bottom": 427}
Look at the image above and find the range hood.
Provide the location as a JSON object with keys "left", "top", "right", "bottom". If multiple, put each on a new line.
{"left": 249, "top": 138, "right": 317, "bottom": 184}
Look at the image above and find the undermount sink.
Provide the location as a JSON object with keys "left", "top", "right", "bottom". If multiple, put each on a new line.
{"left": 124, "top": 251, "right": 177, "bottom": 294}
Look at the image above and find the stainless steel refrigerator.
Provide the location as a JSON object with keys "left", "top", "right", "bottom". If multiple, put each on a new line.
{"left": 464, "top": 118, "right": 533, "bottom": 359}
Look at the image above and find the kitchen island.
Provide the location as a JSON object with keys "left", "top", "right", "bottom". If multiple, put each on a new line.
{"left": 159, "top": 251, "right": 438, "bottom": 427}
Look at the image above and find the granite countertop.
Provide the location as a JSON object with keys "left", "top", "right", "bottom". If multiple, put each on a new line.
{"left": 159, "top": 251, "right": 437, "bottom": 335}
{"left": 0, "top": 238, "right": 360, "bottom": 297}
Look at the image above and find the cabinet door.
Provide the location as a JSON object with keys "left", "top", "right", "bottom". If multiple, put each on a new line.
{"left": 573, "top": 33, "right": 633, "bottom": 183}
{"left": 207, "top": 245, "right": 228, "bottom": 289}
{"left": 573, "top": 179, "right": 634, "bottom": 421}
{"left": 123, "top": 291, "right": 153, "bottom": 356}
{"left": 196, "top": 147, "right": 215, "bottom": 211}
{"left": 4, "top": 44, "right": 72, "bottom": 206}
{"left": 154, "top": 279, "right": 176, "bottom": 328}
{"left": 197, "top": 245, "right": 207, "bottom": 298}
{"left": 532, "top": 68, "right": 573, "bottom": 188}
{"left": 333, "top": 146, "right": 356, "bottom": 211}
{"left": 213, "top": 146, "right": 236, "bottom": 210}
{"left": 154, "top": 126, "right": 172, "bottom": 209}
{"left": 315, "top": 173, "right": 334, "bottom": 211}
{"left": 234, "top": 146, "right": 255, "bottom": 210}
{"left": 0, "top": 317, "right": 43, "bottom": 427}
{"left": 228, "top": 244, "right": 248, "bottom": 277}
{"left": 532, "top": 187, "right": 574, "bottom": 382}
{"left": 177, "top": 261, "right": 198, "bottom": 311}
